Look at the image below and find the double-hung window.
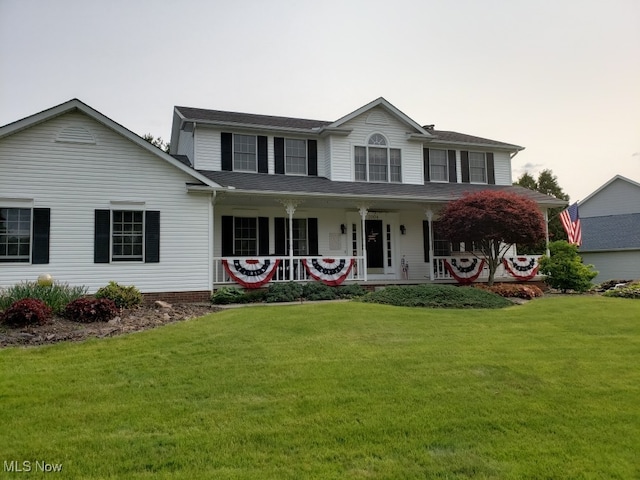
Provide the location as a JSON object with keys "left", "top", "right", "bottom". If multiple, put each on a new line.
{"left": 0, "top": 208, "right": 31, "bottom": 262}
{"left": 234, "top": 217, "right": 258, "bottom": 256}
{"left": 469, "top": 152, "right": 487, "bottom": 183}
{"left": 285, "top": 139, "right": 307, "bottom": 175}
{"left": 94, "top": 209, "right": 159, "bottom": 264}
{"left": 112, "top": 210, "right": 144, "bottom": 261}
{"left": 354, "top": 133, "right": 401, "bottom": 183}
{"left": 233, "top": 134, "right": 257, "bottom": 172}
{"left": 429, "top": 149, "right": 448, "bottom": 182}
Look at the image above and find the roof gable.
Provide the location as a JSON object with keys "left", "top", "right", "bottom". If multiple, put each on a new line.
{"left": 0, "top": 99, "right": 220, "bottom": 188}
{"left": 327, "top": 97, "right": 433, "bottom": 138}
{"left": 579, "top": 175, "right": 640, "bottom": 207}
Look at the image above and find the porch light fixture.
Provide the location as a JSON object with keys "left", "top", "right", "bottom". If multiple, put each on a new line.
{"left": 400, "top": 225, "right": 406, "bottom": 235}
{"left": 340, "top": 224, "right": 346, "bottom": 234}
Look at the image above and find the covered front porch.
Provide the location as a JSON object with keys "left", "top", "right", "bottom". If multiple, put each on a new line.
{"left": 212, "top": 253, "right": 543, "bottom": 289}
{"left": 203, "top": 187, "right": 547, "bottom": 290}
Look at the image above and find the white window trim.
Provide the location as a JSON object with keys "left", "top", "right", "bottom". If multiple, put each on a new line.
{"left": 284, "top": 138, "right": 307, "bottom": 176}
{"left": 233, "top": 134, "right": 258, "bottom": 173}
{"left": 0, "top": 206, "right": 33, "bottom": 263}
{"left": 354, "top": 133, "right": 402, "bottom": 183}
{"left": 111, "top": 208, "right": 145, "bottom": 263}
{"left": 469, "top": 151, "right": 488, "bottom": 184}
{"left": 429, "top": 149, "right": 449, "bottom": 183}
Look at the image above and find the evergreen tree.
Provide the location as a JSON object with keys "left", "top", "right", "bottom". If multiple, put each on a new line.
{"left": 514, "top": 169, "right": 569, "bottom": 252}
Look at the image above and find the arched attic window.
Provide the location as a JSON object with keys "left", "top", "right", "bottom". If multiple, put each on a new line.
{"left": 354, "top": 133, "right": 401, "bottom": 182}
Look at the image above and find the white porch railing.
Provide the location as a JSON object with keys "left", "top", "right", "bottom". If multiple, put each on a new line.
{"left": 432, "top": 255, "right": 542, "bottom": 281}
{"left": 213, "top": 256, "right": 366, "bottom": 286}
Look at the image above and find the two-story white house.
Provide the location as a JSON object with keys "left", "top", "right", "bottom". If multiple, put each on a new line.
{"left": 0, "top": 97, "right": 565, "bottom": 299}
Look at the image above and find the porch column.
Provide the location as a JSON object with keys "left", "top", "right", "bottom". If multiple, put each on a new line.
{"left": 425, "top": 208, "right": 434, "bottom": 281}
{"left": 279, "top": 199, "right": 299, "bottom": 281}
{"left": 358, "top": 206, "right": 368, "bottom": 282}
{"left": 544, "top": 208, "right": 550, "bottom": 256}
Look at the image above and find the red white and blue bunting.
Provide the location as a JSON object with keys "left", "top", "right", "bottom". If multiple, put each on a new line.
{"left": 444, "top": 258, "right": 486, "bottom": 284}
{"left": 303, "top": 258, "right": 354, "bottom": 286}
{"left": 222, "top": 258, "right": 281, "bottom": 289}
{"left": 503, "top": 257, "right": 539, "bottom": 281}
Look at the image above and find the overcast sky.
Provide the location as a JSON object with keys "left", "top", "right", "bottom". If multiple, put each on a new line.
{"left": 1, "top": 0, "right": 638, "bottom": 202}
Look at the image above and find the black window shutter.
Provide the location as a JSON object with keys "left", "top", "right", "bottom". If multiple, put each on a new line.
{"left": 307, "top": 140, "right": 318, "bottom": 176}
{"left": 221, "top": 215, "right": 234, "bottom": 256}
{"left": 422, "top": 220, "right": 430, "bottom": 263}
{"left": 94, "top": 209, "right": 110, "bottom": 263}
{"left": 487, "top": 153, "right": 495, "bottom": 184}
{"left": 308, "top": 218, "right": 319, "bottom": 256}
{"left": 258, "top": 217, "right": 269, "bottom": 255}
{"left": 274, "top": 217, "right": 286, "bottom": 255}
{"left": 274, "top": 137, "right": 285, "bottom": 174}
{"left": 461, "top": 151, "right": 470, "bottom": 183}
{"left": 32, "top": 208, "right": 50, "bottom": 264}
{"left": 257, "top": 136, "right": 268, "bottom": 173}
{"left": 448, "top": 150, "right": 457, "bottom": 183}
{"left": 221, "top": 132, "right": 233, "bottom": 171}
{"left": 423, "top": 148, "right": 430, "bottom": 182}
{"left": 145, "top": 211, "right": 160, "bottom": 263}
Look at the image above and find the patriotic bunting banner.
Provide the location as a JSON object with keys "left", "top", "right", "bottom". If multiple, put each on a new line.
{"left": 444, "top": 258, "right": 486, "bottom": 284}
{"left": 503, "top": 257, "right": 539, "bottom": 280}
{"left": 222, "top": 258, "right": 281, "bottom": 289}
{"left": 303, "top": 258, "right": 354, "bottom": 286}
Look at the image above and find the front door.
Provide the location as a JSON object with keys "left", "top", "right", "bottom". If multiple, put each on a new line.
{"left": 365, "top": 219, "right": 384, "bottom": 273}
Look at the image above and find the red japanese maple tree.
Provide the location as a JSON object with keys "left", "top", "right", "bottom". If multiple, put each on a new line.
{"left": 437, "top": 190, "right": 546, "bottom": 285}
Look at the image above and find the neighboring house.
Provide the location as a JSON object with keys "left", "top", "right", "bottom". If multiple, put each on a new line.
{"left": 579, "top": 175, "right": 640, "bottom": 283}
{"left": 1, "top": 97, "right": 564, "bottom": 298}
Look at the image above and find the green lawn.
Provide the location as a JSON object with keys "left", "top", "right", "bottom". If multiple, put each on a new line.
{"left": 1, "top": 297, "right": 638, "bottom": 479}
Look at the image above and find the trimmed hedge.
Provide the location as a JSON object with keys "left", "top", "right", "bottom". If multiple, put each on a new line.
{"left": 360, "top": 284, "right": 512, "bottom": 309}
{"left": 64, "top": 298, "right": 119, "bottom": 323}
{"left": 476, "top": 283, "right": 544, "bottom": 300}
{"left": 95, "top": 281, "right": 142, "bottom": 309}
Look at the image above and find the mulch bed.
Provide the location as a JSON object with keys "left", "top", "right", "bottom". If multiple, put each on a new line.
{"left": 0, "top": 303, "right": 222, "bottom": 348}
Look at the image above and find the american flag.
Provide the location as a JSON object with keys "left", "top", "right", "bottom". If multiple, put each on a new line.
{"left": 559, "top": 202, "right": 582, "bottom": 246}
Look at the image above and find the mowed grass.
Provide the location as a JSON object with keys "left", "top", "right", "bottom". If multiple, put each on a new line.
{"left": 0, "top": 297, "right": 638, "bottom": 479}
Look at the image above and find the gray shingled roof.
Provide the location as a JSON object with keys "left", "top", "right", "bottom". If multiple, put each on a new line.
{"left": 175, "top": 106, "right": 331, "bottom": 131}
{"left": 581, "top": 214, "right": 640, "bottom": 251}
{"left": 196, "top": 170, "right": 565, "bottom": 206}
{"left": 175, "top": 106, "right": 520, "bottom": 149}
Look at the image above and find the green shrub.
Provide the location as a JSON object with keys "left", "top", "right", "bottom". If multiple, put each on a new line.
{"left": 538, "top": 241, "right": 598, "bottom": 293}
{"left": 476, "top": 283, "right": 544, "bottom": 300}
{"left": 211, "top": 287, "right": 267, "bottom": 305}
{"left": 335, "top": 283, "right": 367, "bottom": 299}
{"left": 265, "top": 282, "right": 303, "bottom": 303}
{"left": 603, "top": 282, "right": 640, "bottom": 299}
{"left": 64, "top": 298, "right": 118, "bottom": 323}
{"left": 360, "top": 284, "right": 512, "bottom": 309}
{"left": 0, "top": 281, "right": 87, "bottom": 314}
{"left": 302, "top": 282, "right": 337, "bottom": 301}
{"left": 95, "top": 281, "right": 142, "bottom": 309}
{"left": 211, "top": 287, "right": 246, "bottom": 305}
{"left": 1, "top": 298, "right": 52, "bottom": 327}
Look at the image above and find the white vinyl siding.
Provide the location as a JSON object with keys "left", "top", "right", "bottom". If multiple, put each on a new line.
{"left": 0, "top": 111, "right": 211, "bottom": 293}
